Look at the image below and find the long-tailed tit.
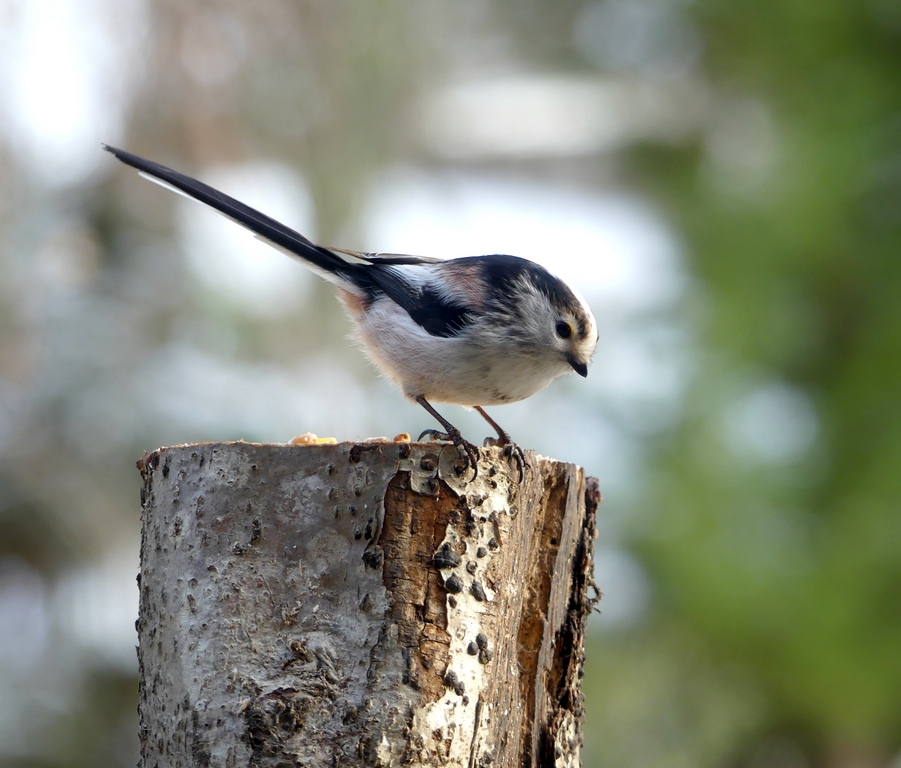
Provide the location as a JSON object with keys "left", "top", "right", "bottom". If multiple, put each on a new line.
{"left": 104, "top": 145, "right": 597, "bottom": 476}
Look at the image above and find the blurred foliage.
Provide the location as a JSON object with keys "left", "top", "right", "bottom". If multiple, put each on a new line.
{"left": 622, "top": 0, "right": 901, "bottom": 761}
{"left": 1, "top": 0, "right": 900, "bottom": 766}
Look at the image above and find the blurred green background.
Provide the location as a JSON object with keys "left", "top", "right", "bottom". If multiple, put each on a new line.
{"left": 1, "top": 0, "right": 900, "bottom": 766}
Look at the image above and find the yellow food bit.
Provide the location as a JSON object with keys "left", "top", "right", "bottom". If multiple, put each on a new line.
{"left": 289, "top": 433, "right": 338, "bottom": 445}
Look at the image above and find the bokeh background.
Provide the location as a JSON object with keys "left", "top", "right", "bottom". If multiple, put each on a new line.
{"left": 2, "top": 0, "right": 900, "bottom": 766}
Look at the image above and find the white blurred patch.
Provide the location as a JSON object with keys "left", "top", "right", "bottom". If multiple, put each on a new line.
{"left": 722, "top": 381, "right": 819, "bottom": 464}
{"left": 0, "top": 558, "right": 49, "bottom": 675}
{"left": 592, "top": 323, "right": 696, "bottom": 434}
{"left": 134, "top": 340, "right": 380, "bottom": 442}
{"left": 361, "top": 169, "right": 686, "bottom": 314}
{"left": 0, "top": 0, "right": 147, "bottom": 186}
{"left": 52, "top": 545, "right": 138, "bottom": 670}
{"left": 418, "top": 73, "right": 705, "bottom": 159}
{"left": 178, "top": 162, "right": 317, "bottom": 316}
{"left": 592, "top": 547, "right": 651, "bottom": 629}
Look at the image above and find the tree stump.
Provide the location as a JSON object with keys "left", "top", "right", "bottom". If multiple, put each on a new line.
{"left": 136, "top": 441, "right": 600, "bottom": 767}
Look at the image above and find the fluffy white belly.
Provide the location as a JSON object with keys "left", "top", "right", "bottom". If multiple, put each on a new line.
{"left": 354, "top": 303, "right": 570, "bottom": 406}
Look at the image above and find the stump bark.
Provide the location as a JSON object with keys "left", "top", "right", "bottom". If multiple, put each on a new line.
{"left": 136, "top": 441, "right": 600, "bottom": 767}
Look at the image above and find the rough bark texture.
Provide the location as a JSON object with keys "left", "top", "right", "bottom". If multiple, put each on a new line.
{"left": 136, "top": 441, "right": 600, "bottom": 767}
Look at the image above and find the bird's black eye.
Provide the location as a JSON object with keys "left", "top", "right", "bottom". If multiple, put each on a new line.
{"left": 555, "top": 321, "right": 572, "bottom": 339}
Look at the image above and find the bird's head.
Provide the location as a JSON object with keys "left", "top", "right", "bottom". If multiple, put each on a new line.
{"left": 483, "top": 256, "right": 598, "bottom": 379}
{"left": 548, "top": 285, "right": 597, "bottom": 378}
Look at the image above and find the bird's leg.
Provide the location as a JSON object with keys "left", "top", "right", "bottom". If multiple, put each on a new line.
{"left": 415, "top": 395, "right": 479, "bottom": 478}
{"left": 474, "top": 406, "right": 528, "bottom": 477}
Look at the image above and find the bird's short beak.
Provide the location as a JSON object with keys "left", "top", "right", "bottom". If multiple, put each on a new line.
{"left": 569, "top": 357, "right": 588, "bottom": 378}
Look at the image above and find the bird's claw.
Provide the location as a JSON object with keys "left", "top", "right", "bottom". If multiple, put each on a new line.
{"left": 418, "top": 428, "right": 450, "bottom": 443}
{"left": 418, "top": 429, "right": 479, "bottom": 479}
{"left": 506, "top": 442, "right": 528, "bottom": 480}
{"left": 482, "top": 434, "right": 528, "bottom": 480}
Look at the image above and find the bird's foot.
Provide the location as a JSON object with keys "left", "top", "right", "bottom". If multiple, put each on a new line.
{"left": 482, "top": 433, "right": 528, "bottom": 480}
{"left": 418, "top": 428, "right": 479, "bottom": 479}
{"left": 418, "top": 428, "right": 450, "bottom": 443}
{"left": 473, "top": 406, "right": 528, "bottom": 480}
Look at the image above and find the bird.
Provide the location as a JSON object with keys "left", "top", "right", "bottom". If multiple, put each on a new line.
{"left": 104, "top": 145, "right": 598, "bottom": 478}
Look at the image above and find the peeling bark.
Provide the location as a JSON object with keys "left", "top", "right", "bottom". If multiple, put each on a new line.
{"left": 136, "top": 441, "right": 599, "bottom": 767}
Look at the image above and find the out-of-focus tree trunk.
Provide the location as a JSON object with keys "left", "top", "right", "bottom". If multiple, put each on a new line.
{"left": 136, "top": 441, "right": 600, "bottom": 767}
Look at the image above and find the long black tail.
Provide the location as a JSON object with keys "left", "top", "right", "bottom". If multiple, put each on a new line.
{"left": 103, "top": 145, "right": 355, "bottom": 282}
